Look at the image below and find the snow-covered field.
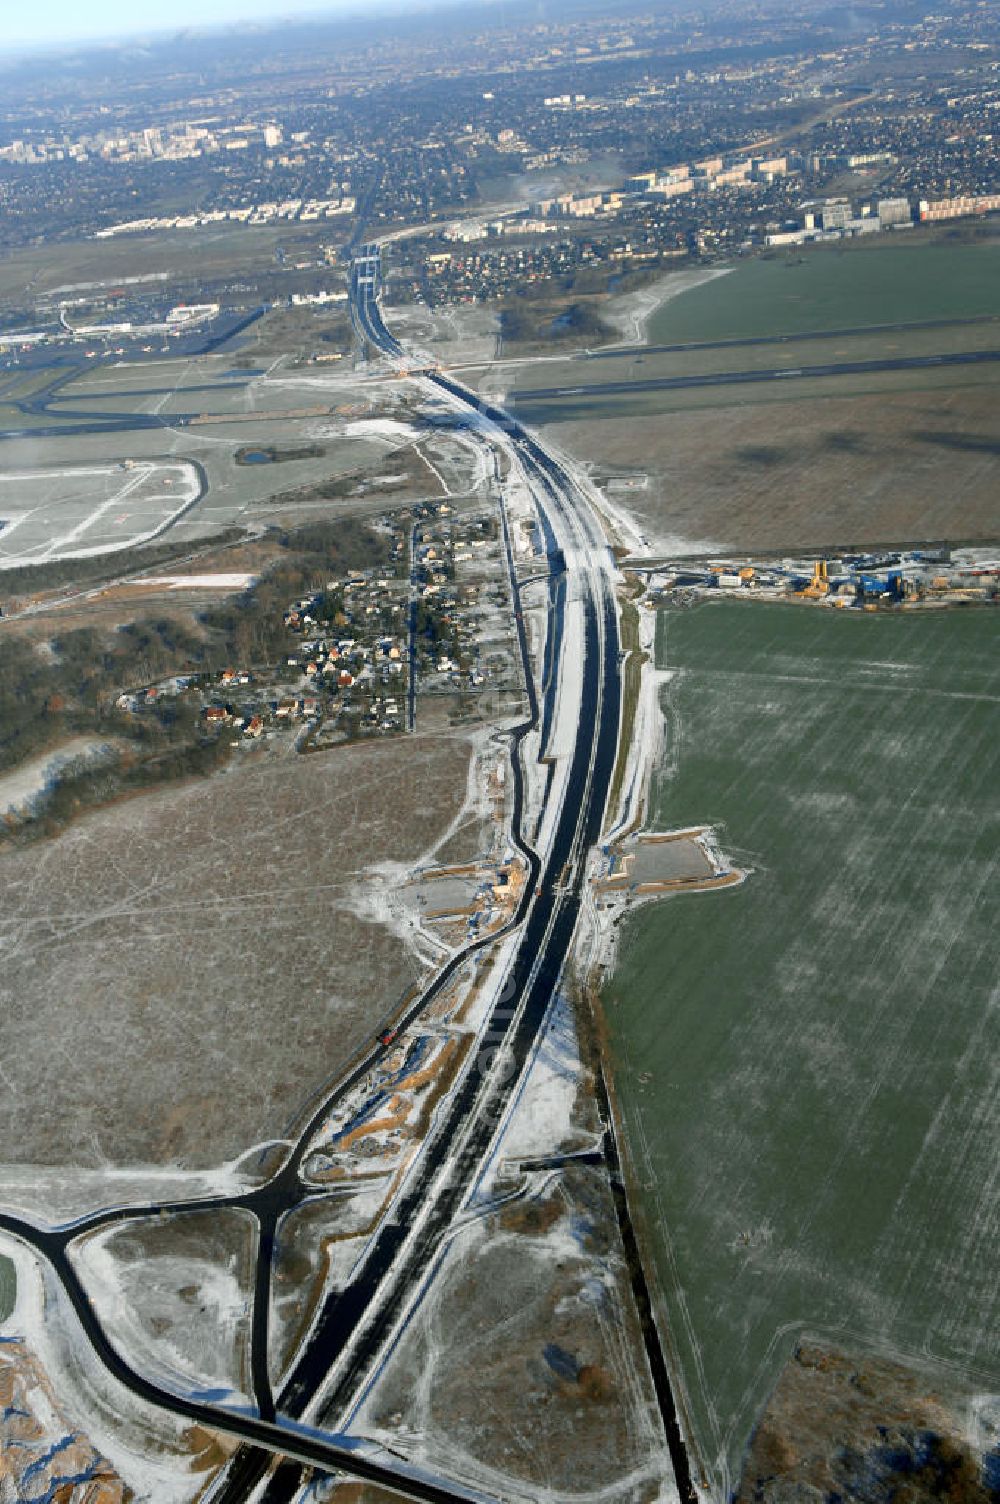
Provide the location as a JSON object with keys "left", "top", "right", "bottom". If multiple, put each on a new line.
{"left": 0, "top": 460, "right": 202, "bottom": 567}
{"left": 0, "top": 736, "right": 121, "bottom": 818}
{"left": 126, "top": 571, "right": 256, "bottom": 590}
{"left": 0, "top": 1231, "right": 200, "bottom": 1500}
{"left": 71, "top": 1209, "right": 256, "bottom": 1406}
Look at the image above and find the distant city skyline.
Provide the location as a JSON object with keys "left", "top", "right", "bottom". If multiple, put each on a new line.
{"left": 0, "top": 0, "right": 389, "bottom": 52}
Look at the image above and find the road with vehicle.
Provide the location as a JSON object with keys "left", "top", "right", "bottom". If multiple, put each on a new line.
{"left": 0, "top": 242, "right": 694, "bottom": 1504}
{"left": 211, "top": 246, "right": 668, "bottom": 1501}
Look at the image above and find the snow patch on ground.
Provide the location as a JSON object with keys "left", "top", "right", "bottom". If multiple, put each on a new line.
{"left": 604, "top": 266, "right": 734, "bottom": 346}
{"left": 0, "top": 1158, "right": 260, "bottom": 1227}
{"left": 528, "top": 421, "right": 720, "bottom": 564}
{"left": 129, "top": 572, "right": 256, "bottom": 590}
{"left": 606, "top": 599, "right": 670, "bottom": 842}
{"left": 561, "top": 462, "right": 724, "bottom": 560}
{"left": 337, "top": 857, "right": 456, "bottom": 971}
{"left": 333, "top": 730, "right": 502, "bottom": 971}
{"left": 484, "top": 992, "right": 595, "bottom": 1178}
{"left": 343, "top": 417, "right": 419, "bottom": 443}
{"left": 0, "top": 737, "right": 122, "bottom": 818}
{"left": 634, "top": 525, "right": 728, "bottom": 559}
{"left": 70, "top": 1219, "right": 254, "bottom": 1406}
{"left": 0, "top": 1231, "right": 199, "bottom": 1501}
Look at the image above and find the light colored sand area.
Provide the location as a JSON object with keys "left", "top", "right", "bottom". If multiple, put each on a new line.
{"left": 0, "top": 737, "right": 121, "bottom": 817}
{"left": 603, "top": 266, "right": 733, "bottom": 346}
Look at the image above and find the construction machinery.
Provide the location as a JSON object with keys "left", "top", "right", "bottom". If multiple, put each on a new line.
{"left": 799, "top": 560, "right": 830, "bottom": 599}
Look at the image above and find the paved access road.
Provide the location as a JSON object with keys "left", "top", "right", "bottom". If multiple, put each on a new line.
{"left": 218, "top": 242, "right": 695, "bottom": 1504}
{"left": 212, "top": 249, "right": 673, "bottom": 1502}
{"left": 1, "top": 244, "right": 694, "bottom": 1504}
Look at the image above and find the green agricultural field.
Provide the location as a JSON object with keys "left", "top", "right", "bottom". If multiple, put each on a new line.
{"left": 0, "top": 1252, "right": 14, "bottom": 1323}
{"left": 649, "top": 240, "right": 1000, "bottom": 344}
{"left": 604, "top": 602, "right": 1000, "bottom": 1496}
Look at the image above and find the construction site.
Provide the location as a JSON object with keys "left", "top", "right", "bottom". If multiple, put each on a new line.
{"left": 593, "top": 827, "right": 744, "bottom": 901}
{"left": 631, "top": 544, "right": 1000, "bottom": 612}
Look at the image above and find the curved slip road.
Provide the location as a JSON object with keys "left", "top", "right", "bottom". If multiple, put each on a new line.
{"left": 1, "top": 243, "right": 695, "bottom": 1504}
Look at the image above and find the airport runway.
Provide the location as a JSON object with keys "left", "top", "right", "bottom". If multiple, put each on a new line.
{"left": 582, "top": 310, "right": 1000, "bottom": 362}
{"left": 513, "top": 345, "right": 1000, "bottom": 404}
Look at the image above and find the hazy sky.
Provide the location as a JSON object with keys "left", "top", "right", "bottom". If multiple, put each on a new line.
{"left": 3, "top": 0, "right": 355, "bottom": 50}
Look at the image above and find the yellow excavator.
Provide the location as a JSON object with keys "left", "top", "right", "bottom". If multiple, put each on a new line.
{"left": 799, "top": 559, "right": 829, "bottom": 599}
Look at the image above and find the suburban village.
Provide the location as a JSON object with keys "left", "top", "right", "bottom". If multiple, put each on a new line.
{"left": 113, "top": 501, "right": 521, "bottom": 749}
